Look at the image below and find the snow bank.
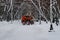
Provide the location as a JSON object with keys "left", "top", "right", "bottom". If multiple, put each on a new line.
{"left": 0, "top": 20, "right": 60, "bottom": 40}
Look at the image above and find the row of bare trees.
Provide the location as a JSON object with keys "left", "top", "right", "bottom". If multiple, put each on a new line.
{"left": 0, "top": 0, "right": 60, "bottom": 23}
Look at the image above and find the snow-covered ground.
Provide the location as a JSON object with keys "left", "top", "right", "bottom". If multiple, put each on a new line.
{"left": 0, "top": 20, "right": 60, "bottom": 40}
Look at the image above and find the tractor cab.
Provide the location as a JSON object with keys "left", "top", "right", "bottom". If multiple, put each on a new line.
{"left": 21, "top": 13, "right": 34, "bottom": 25}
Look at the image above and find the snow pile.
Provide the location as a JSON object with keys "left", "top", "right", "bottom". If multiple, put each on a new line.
{"left": 0, "top": 20, "right": 60, "bottom": 40}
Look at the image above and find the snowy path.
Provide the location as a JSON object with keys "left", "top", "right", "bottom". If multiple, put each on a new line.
{"left": 0, "top": 20, "right": 60, "bottom": 40}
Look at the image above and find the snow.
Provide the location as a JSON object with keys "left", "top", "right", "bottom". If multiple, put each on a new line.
{"left": 0, "top": 20, "right": 60, "bottom": 40}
